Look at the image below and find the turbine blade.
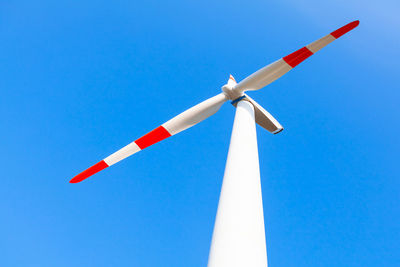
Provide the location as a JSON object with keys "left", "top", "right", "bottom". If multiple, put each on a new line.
{"left": 70, "top": 93, "right": 228, "bottom": 183}
{"left": 234, "top": 20, "right": 359, "bottom": 92}
{"left": 232, "top": 94, "right": 283, "bottom": 134}
{"left": 227, "top": 74, "right": 237, "bottom": 87}
{"left": 244, "top": 94, "right": 283, "bottom": 134}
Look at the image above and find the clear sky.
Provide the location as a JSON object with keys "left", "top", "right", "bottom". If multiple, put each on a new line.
{"left": 1, "top": 0, "right": 399, "bottom": 266}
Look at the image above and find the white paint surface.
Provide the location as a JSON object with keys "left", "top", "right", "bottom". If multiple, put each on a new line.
{"left": 208, "top": 100, "right": 268, "bottom": 267}
{"left": 162, "top": 93, "right": 228, "bottom": 135}
{"left": 233, "top": 59, "right": 292, "bottom": 93}
{"left": 103, "top": 142, "right": 141, "bottom": 166}
{"left": 306, "top": 34, "right": 336, "bottom": 53}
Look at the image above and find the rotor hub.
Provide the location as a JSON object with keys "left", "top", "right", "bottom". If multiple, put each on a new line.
{"left": 221, "top": 84, "right": 244, "bottom": 100}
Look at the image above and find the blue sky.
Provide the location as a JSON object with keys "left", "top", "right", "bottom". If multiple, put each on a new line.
{"left": 1, "top": 0, "right": 399, "bottom": 266}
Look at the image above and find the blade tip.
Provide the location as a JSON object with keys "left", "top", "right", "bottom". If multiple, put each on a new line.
{"left": 69, "top": 160, "right": 109, "bottom": 184}
{"left": 273, "top": 127, "right": 284, "bottom": 134}
{"left": 69, "top": 173, "right": 88, "bottom": 183}
{"left": 331, "top": 20, "right": 360, "bottom": 39}
{"left": 351, "top": 20, "right": 360, "bottom": 28}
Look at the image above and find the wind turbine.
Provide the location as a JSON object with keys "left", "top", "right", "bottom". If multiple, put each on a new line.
{"left": 70, "top": 20, "right": 359, "bottom": 266}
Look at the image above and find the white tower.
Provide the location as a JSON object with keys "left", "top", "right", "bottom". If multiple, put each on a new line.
{"left": 208, "top": 100, "right": 268, "bottom": 267}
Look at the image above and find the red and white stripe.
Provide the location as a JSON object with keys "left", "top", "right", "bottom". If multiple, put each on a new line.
{"left": 283, "top": 20, "right": 359, "bottom": 67}
{"left": 233, "top": 20, "right": 359, "bottom": 93}
{"left": 69, "top": 126, "right": 171, "bottom": 183}
{"left": 70, "top": 93, "right": 228, "bottom": 183}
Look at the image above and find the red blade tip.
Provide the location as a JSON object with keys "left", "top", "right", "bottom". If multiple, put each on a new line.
{"left": 331, "top": 20, "right": 360, "bottom": 39}
{"left": 69, "top": 160, "right": 109, "bottom": 183}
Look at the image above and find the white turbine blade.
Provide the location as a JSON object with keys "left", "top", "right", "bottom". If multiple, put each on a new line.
{"left": 162, "top": 93, "right": 228, "bottom": 135}
{"left": 244, "top": 94, "right": 283, "bottom": 134}
{"left": 234, "top": 20, "right": 359, "bottom": 93}
{"left": 70, "top": 93, "right": 228, "bottom": 183}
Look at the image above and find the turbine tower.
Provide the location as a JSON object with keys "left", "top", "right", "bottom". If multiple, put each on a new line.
{"left": 208, "top": 100, "right": 268, "bottom": 266}
{"left": 70, "top": 20, "right": 359, "bottom": 266}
